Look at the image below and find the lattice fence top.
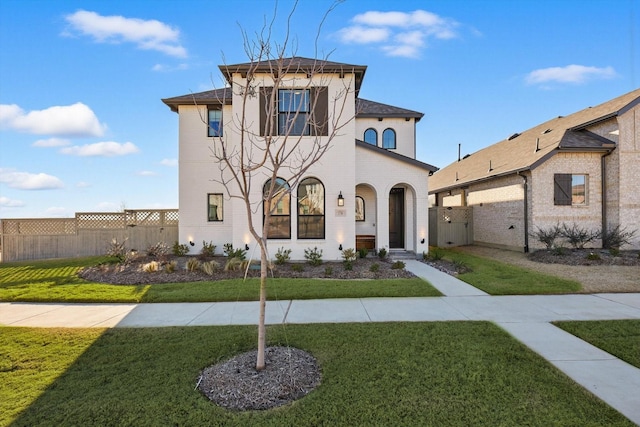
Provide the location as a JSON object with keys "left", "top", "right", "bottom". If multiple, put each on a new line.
{"left": 1, "top": 218, "right": 77, "bottom": 235}
{"left": 1, "top": 209, "right": 179, "bottom": 235}
{"left": 436, "top": 207, "right": 472, "bottom": 223}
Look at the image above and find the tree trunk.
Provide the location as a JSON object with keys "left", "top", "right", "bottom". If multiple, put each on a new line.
{"left": 256, "top": 242, "right": 268, "bottom": 371}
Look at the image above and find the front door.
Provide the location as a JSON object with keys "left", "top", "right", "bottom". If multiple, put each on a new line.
{"left": 389, "top": 188, "right": 404, "bottom": 248}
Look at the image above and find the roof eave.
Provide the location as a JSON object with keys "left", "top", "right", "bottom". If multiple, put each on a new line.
{"left": 355, "top": 140, "right": 438, "bottom": 172}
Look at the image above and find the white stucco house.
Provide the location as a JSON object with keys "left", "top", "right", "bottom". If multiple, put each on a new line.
{"left": 162, "top": 57, "right": 437, "bottom": 260}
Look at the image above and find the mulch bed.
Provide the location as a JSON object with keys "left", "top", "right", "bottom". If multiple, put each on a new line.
{"left": 526, "top": 248, "right": 640, "bottom": 266}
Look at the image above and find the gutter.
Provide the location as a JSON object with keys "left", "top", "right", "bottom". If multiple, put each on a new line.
{"left": 601, "top": 149, "right": 614, "bottom": 242}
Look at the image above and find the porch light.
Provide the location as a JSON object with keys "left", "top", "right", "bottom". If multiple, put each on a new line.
{"left": 337, "top": 192, "right": 344, "bottom": 207}
{"left": 339, "top": 244, "right": 343, "bottom": 251}
{"left": 420, "top": 238, "right": 425, "bottom": 244}
{"left": 245, "top": 244, "right": 250, "bottom": 251}
{"left": 189, "top": 240, "right": 195, "bottom": 246}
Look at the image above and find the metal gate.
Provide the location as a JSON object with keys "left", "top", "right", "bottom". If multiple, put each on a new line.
{"left": 428, "top": 206, "right": 473, "bottom": 247}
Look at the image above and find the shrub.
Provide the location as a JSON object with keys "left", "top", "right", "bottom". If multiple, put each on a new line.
{"left": 452, "top": 259, "right": 472, "bottom": 274}
{"left": 106, "top": 237, "right": 128, "bottom": 262}
{"left": 609, "top": 247, "right": 620, "bottom": 257}
{"left": 377, "top": 248, "right": 388, "bottom": 259}
{"left": 185, "top": 258, "right": 201, "bottom": 272}
{"left": 560, "top": 223, "right": 599, "bottom": 249}
{"left": 274, "top": 247, "right": 292, "bottom": 265}
{"left": 358, "top": 248, "right": 369, "bottom": 259}
{"left": 423, "top": 247, "right": 443, "bottom": 261}
{"left": 601, "top": 225, "right": 637, "bottom": 249}
{"left": 304, "top": 247, "right": 323, "bottom": 266}
{"left": 146, "top": 242, "right": 170, "bottom": 259}
{"left": 200, "top": 241, "right": 216, "bottom": 257}
{"left": 223, "top": 243, "right": 246, "bottom": 260}
{"left": 201, "top": 260, "right": 220, "bottom": 276}
{"left": 369, "top": 263, "right": 380, "bottom": 273}
{"left": 586, "top": 252, "right": 601, "bottom": 261}
{"left": 224, "top": 257, "right": 243, "bottom": 272}
{"left": 164, "top": 260, "right": 177, "bottom": 273}
{"left": 142, "top": 261, "right": 160, "bottom": 273}
{"left": 324, "top": 266, "right": 333, "bottom": 277}
{"left": 341, "top": 248, "right": 357, "bottom": 263}
{"left": 172, "top": 241, "right": 190, "bottom": 256}
{"left": 291, "top": 264, "right": 304, "bottom": 272}
{"left": 530, "top": 224, "right": 563, "bottom": 249}
{"left": 343, "top": 261, "right": 353, "bottom": 271}
{"left": 391, "top": 260, "right": 405, "bottom": 270}
{"left": 551, "top": 245, "right": 567, "bottom": 256}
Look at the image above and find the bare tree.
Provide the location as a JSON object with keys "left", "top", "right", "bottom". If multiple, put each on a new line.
{"left": 201, "top": 1, "right": 355, "bottom": 370}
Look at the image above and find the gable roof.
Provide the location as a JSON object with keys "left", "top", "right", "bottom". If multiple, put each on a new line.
{"left": 356, "top": 98, "right": 424, "bottom": 122}
{"left": 356, "top": 140, "right": 438, "bottom": 172}
{"left": 219, "top": 56, "right": 367, "bottom": 95}
{"left": 429, "top": 88, "right": 640, "bottom": 193}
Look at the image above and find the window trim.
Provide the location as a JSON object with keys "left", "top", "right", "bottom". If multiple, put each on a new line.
{"left": 207, "top": 193, "right": 223, "bottom": 222}
{"left": 263, "top": 177, "right": 291, "bottom": 239}
{"left": 364, "top": 128, "right": 377, "bottom": 146}
{"left": 382, "top": 128, "right": 396, "bottom": 149}
{"left": 554, "top": 173, "right": 588, "bottom": 206}
{"left": 297, "top": 177, "right": 325, "bottom": 239}
{"left": 207, "top": 108, "right": 222, "bottom": 137}
{"left": 278, "top": 89, "right": 310, "bottom": 136}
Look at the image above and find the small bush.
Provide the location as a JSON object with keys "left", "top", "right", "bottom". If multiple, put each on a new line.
{"left": 172, "top": 241, "right": 190, "bottom": 256}
{"left": 274, "top": 247, "right": 292, "bottom": 265}
{"left": 377, "top": 248, "right": 388, "bottom": 259}
{"left": 304, "top": 247, "right": 323, "bottom": 266}
{"left": 453, "top": 259, "right": 472, "bottom": 274}
{"left": 586, "top": 252, "right": 601, "bottom": 261}
{"left": 146, "top": 242, "right": 170, "bottom": 259}
{"left": 341, "top": 248, "right": 357, "bottom": 263}
{"left": 551, "top": 245, "right": 567, "bottom": 256}
{"left": 142, "top": 261, "right": 160, "bottom": 273}
{"left": 200, "top": 241, "right": 216, "bottom": 257}
{"left": 324, "top": 266, "right": 333, "bottom": 277}
{"left": 164, "top": 260, "right": 177, "bottom": 273}
{"left": 291, "top": 264, "right": 304, "bottom": 272}
{"left": 369, "top": 263, "right": 380, "bottom": 273}
{"left": 185, "top": 258, "right": 201, "bottom": 272}
{"left": 106, "top": 237, "right": 128, "bottom": 262}
{"left": 343, "top": 261, "right": 353, "bottom": 271}
{"left": 391, "top": 260, "right": 405, "bottom": 270}
{"left": 530, "top": 224, "right": 563, "bottom": 250}
{"left": 601, "top": 225, "right": 637, "bottom": 249}
{"left": 358, "top": 248, "right": 369, "bottom": 259}
{"left": 423, "top": 247, "right": 443, "bottom": 261}
{"left": 223, "top": 243, "right": 246, "bottom": 260}
{"left": 609, "top": 247, "right": 620, "bottom": 257}
{"left": 201, "top": 260, "right": 220, "bottom": 276}
{"left": 224, "top": 257, "right": 243, "bottom": 272}
{"left": 561, "top": 223, "right": 599, "bottom": 249}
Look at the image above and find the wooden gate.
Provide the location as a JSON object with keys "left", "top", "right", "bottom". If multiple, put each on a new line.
{"left": 428, "top": 206, "right": 473, "bottom": 248}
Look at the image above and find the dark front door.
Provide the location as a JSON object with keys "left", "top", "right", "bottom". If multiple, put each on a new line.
{"left": 389, "top": 188, "right": 404, "bottom": 248}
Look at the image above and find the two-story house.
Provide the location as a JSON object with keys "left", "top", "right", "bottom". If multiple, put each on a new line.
{"left": 162, "top": 57, "right": 437, "bottom": 260}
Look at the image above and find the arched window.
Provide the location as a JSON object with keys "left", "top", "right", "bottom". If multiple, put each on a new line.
{"left": 263, "top": 177, "right": 291, "bottom": 239}
{"left": 382, "top": 128, "right": 396, "bottom": 149}
{"left": 364, "top": 128, "right": 377, "bottom": 145}
{"left": 297, "top": 177, "right": 325, "bottom": 239}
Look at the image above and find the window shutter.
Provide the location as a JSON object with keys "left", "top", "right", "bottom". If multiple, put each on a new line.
{"left": 259, "top": 87, "right": 274, "bottom": 137}
{"left": 311, "top": 87, "right": 328, "bottom": 136}
{"left": 554, "top": 174, "right": 572, "bottom": 205}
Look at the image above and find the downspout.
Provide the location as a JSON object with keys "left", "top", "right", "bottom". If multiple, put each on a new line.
{"left": 601, "top": 149, "right": 614, "bottom": 243}
{"left": 519, "top": 172, "right": 529, "bottom": 253}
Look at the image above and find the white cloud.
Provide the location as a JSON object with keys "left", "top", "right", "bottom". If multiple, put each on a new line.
{"left": 65, "top": 10, "right": 187, "bottom": 58}
{"left": 336, "top": 9, "right": 460, "bottom": 58}
{"left": 33, "top": 137, "right": 71, "bottom": 147}
{"left": 0, "top": 196, "right": 25, "bottom": 207}
{"left": 160, "top": 158, "right": 177, "bottom": 167}
{"left": 152, "top": 63, "right": 189, "bottom": 72}
{"left": 0, "top": 103, "right": 106, "bottom": 137}
{"left": 526, "top": 65, "right": 617, "bottom": 85}
{"left": 137, "top": 170, "right": 157, "bottom": 176}
{"left": 60, "top": 141, "right": 139, "bottom": 157}
{"left": 0, "top": 168, "right": 64, "bottom": 190}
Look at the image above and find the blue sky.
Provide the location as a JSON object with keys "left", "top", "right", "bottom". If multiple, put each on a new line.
{"left": 1, "top": 0, "right": 638, "bottom": 218}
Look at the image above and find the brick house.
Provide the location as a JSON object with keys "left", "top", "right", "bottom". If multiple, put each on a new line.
{"left": 162, "top": 57, "right": 437, "bottom": 260}
{"left": 428, "top": 88, "right": 640, "bottom": 251}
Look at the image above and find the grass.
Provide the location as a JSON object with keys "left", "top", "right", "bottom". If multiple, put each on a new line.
{"left": 0, "top": 257, "right": 440, "bottom": 303}
{"left": 436, "top": 248, "right": 582, "bottom": 295}
{"left": 2, "top": 323, "right": 633, "bottom": 427}
{"left": 554, "top": 319, "right": 640, "bottom": 369}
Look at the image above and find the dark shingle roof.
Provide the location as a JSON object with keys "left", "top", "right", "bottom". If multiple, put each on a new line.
{"left": 162, "top": 88, "right": 231, "bottom": 112}
{"left": 356, "top": 98, "right": 424, "bottom": 122}
{"left": 429, "top": 88, "right": 640, "bottom": 193}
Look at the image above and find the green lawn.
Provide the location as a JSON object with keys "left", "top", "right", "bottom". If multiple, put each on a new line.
{"left": 554, "top": 319, "right": 640, "bottom": 369}
{"left": 0, "top": 257, "right": 440, "bottom": 303}
{"left": 2, "top": 323, "right": 633, "bottom": 427}
{"left": 435, "top": 248, "right": 582, "bottom": 295}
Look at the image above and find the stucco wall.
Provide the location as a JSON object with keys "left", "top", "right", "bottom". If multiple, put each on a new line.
{"left": 355, "top": 117, "right": 416, "bottom": 158}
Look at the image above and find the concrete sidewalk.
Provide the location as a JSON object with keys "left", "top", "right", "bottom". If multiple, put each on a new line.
{"left": 1, "top": 261, "right": 640, "bottom": 424}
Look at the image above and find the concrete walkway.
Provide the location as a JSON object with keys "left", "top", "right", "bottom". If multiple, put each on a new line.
{"left": 1, "top": 261, "right": 640, "bottom": 424}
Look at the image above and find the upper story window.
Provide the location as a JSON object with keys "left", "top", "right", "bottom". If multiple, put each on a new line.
{"left": 278, "top": 89, "right": 310, "bottom": 136}
{"left": 554, "top": 174, "right": 587, "bottom": 206}
{"left": 364, "top": 128, "right": 377, "bottom": 145}
{"left": 297, "top": 177, "right": 325, "bottom": 239}
{"left": 207, "top": 109, "right": 222, "bottom": 137}
{"left": 263, "top": 177, "right": 291, "bottom": 239}
{"left": 382, "top": 128, "right": 396, "bottom": 149}
{"left": 260, "top": 87, "right": 328, "bottom": 137}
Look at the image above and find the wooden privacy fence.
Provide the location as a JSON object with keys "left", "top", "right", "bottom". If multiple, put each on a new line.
{"left": 0, "top": 209, "right": 178, "bottom": 262}
{"left": 428, "top": 206, "right": 473, "bottom": 248}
